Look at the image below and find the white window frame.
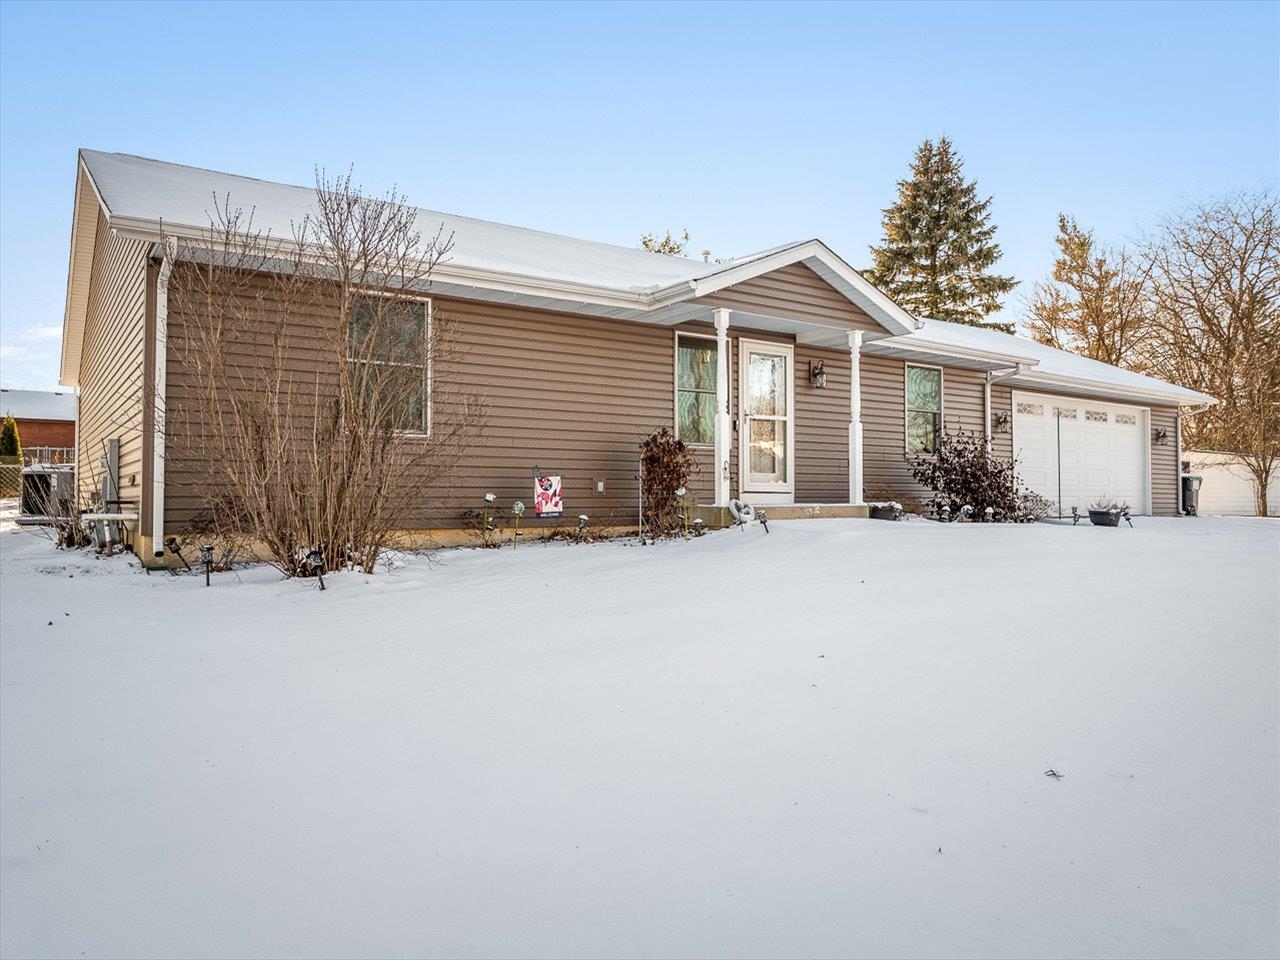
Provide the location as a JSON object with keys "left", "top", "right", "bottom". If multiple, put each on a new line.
{"left": 904, "top": 362, "right": 944, "bottom": 455}
{"left": 346, "top": 293, "right": 433, "bottom": 437}
{"left": 673, "top": 331, "right": 718, "bottom": 448}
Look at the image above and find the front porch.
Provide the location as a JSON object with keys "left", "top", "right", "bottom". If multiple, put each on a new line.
{"left": 690, "top": 501, "right": 870, "bottom": 529}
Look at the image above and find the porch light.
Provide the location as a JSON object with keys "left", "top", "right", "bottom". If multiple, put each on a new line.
{"left": 992, "top": 411, "right": 1010, "bottom": 433}
{"left": 1152, "top": 427, "right": 1169, "bottom": 446}
{"left": 809, "top": 360, "right": 828, "bottom": 389}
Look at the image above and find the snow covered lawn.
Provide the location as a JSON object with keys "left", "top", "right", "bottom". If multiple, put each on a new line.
{"left": 2, "top": 515, "right": 1277, "bottom": 959}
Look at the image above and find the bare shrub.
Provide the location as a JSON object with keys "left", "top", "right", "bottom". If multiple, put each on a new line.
{"left": 910, "top": 428, "right": 1042, "bottom": 521}
{"left": 640, "top": 427, "right": 695, "bottom": 537}
{"left": 166, "top": 170, "right": 485, "bottom": 575}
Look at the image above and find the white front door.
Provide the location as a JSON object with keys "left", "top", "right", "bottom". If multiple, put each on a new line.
{"left": 739, "top": 339, "right": 795, "bottom": 500}
{"left": 1012, "top": 391, "right": 1150, "bottom": 515}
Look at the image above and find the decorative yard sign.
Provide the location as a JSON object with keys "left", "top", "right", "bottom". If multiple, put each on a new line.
{"left": 534, "top": 474, "right": 563, "bottom": 518}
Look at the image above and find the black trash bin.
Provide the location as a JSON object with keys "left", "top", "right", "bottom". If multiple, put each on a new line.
{"left": 1181, "top": 474, "right": 1202, "bottom": 516}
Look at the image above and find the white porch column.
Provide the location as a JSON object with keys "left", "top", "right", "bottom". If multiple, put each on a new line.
{"left": 848, "top": 329, "right": 864, "bottom": 505}
{"left": 714, "top": 308, "right": 731, "bottom": 506}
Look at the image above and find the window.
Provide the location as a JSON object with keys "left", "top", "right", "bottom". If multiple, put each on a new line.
{"left": 1017, "top": 401, "right": 1044, "bottom": 416}
{"left": 347, "top": 295, "right": 431, "bottom": 434}
{"left": 905, "top": 365, "right": 942, "bottom": 454}
{"left": 1053, "top": 406, "right": 1078, "bottom": 420}
{"left": 676, "top": 335, "right": 717, "bottom": 445}
{"left": 1086, "top": 409, "right": 1108, "bottom": 423}
{"left": 1115, "top": 412, "right": 1137, "bottom": 425}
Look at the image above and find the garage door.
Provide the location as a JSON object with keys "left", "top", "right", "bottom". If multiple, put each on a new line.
{"left": 1013, "top": 392, "right": 1149, "bottom": 516}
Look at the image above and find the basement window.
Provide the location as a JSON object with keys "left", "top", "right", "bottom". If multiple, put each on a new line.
{"left": 347, "top": 295, "right": 431, "bottom": 435}
{"left": 676, "top": 334, "right": 717, "bottom": 445}
{"left": 906, "top": 364, "right": 942, "bottom": 454}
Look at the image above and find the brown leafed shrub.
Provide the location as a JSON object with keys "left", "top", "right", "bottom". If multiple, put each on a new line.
{"left": 640, "top": 427, "right": 695, "bottom": 538}
{"left": 910, "top": 428, "right": 1044, "bottom": 522}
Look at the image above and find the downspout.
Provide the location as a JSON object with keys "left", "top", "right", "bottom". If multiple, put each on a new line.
{"left": 984, "top": 365, "right": 1026, "bottom": 446}
{"left": 150, "top": 238, "right": 176, "bottom": 557}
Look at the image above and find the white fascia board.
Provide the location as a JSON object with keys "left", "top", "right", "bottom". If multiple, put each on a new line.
{"left": 60, "top": 154, "right": 112, "bottom": 387}
{"left": 111, "top": 215, "right": 669, "bottom": 315}
{"left": 867, "top": 334, "right": 1041, "bottom": 369}
{"left": 1010, "top": 371, "right": 1216, "bottom": 408}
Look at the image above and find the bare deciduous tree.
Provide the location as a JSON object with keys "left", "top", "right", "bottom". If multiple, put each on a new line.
{"left": 166, "top": 169, "right": 485, "bottom": 574}
{"left": 640, "top": 229, "right": 691, "bottom": 256}
{"left": 1144, "top": 193, "right": 1280, "bottom": 516}
{"left": 1024, "top": 214, "right": 1151, "bottom": 368}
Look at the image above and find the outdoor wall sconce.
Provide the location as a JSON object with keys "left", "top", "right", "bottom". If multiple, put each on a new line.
{"left": 809, "top": 359, "right": 828, "bottom": 389}
{"left": 992, "top": 411, "right": 1010, "bottom": 433}
{"left": 1152, "top": 427, "right": 1170, "bottom": 446}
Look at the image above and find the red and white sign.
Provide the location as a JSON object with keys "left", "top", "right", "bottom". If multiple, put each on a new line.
{"left": 534, "top": 475, "right": 563, "bottom": 518}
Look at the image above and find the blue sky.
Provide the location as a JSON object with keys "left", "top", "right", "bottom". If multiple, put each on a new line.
{"left": 1, "top": 0, "right": 1276, "bottom": 389}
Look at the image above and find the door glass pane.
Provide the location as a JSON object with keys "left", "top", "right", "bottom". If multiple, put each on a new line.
{"left": 748, "top": 353, "right": 787, "bottom": 416}
{"left": 749, "top": 418, "right": 787, "bottom": 480}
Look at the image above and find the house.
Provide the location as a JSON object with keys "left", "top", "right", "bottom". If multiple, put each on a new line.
{"left": 60, "top": 150, "right": 1214, "bottom": 561}
{"left": 0, "top": 388, "right": 77, "bottom": 462}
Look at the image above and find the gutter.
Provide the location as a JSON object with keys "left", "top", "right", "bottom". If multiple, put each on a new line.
{"left": 1011, "top": 370, "right": 1215, "bottom": 409}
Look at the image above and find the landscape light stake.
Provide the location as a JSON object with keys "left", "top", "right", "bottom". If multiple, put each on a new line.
{"left": 482, "top": 492, "right": 496, "bottom": 546}
{"left": 676, "top": 486, "right": 688, "bottom": 537}
{"left": 199, "top": 544, "right": 213, "bottom": 587}
{"left": 512, "top": 500, "right": 525, "bottom": 546}
{"left": 164, "top": 537, "right": 192, "bottom": 571}
{"left": 307, "top": 548, "right": 326, "bottom": 591}
{"left": 576, "top": 514, "right": 589, "bottom": 543}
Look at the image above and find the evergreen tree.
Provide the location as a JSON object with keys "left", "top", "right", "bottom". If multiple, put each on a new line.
{"left": 0, "top": 415, "right": 21, "bottom": 460}
{"left": 865, "top": 136, "right": 1017, "bottom": 328}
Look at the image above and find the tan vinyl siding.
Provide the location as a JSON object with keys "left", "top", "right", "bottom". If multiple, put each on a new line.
{"left": 76, "top": 210, "right": 148, "bottom": 515}
{"left": 795, "top": 345, "right": 851, "bottom": 502}
{"left": 700, "top": 262, "right": 883, "bottom": 334}
{"left": 861, "top": 355, "right": 991, "bottom": 503}
{"left": 1150, "top": 406, "right": 1179, "bottom": 516}
{"left": 164, "top": 272, "right": 701, "bottom": 530}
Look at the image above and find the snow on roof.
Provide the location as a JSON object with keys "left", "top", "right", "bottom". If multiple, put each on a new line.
{"left": 80, "top": 150, "right": 734, "bottom": 293}
{"left": 1, "top": 388, "right": 77, "bottom": 421}
{"left": 911, "top": 318, "right": 1215, "bottom": 405}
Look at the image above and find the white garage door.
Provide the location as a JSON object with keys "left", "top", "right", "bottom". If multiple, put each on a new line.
{"left": 1013, "top": 392, "right": 1149, "bottom": 516}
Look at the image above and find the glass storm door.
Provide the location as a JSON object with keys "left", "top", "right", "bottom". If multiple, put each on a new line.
{"left": 739, "top": 340, "right": 794, "bottom": 496}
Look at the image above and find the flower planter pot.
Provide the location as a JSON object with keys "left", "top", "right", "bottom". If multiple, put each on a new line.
{"left": 1088, "top": 509, "right": 1121, "bottom": 527}
{"left": 868, "top": 503, "right": 901, "bottom": 521}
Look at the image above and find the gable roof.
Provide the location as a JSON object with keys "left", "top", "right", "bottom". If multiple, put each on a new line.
{"left": 61, "top": 150, "right": 1212, "bottom": 407}
{"left": 61, "top": 151, "right": 919, "bottom": 385}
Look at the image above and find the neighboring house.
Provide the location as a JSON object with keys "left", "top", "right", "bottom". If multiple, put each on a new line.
{"left": 0, "top": 388, "right": 77, "bottom": 462}
{"left": 1184, "top": 451, "right": 1278, "bottom": 517}
{"left": 60, "top": 150, "right": 1214, "bottom": 561}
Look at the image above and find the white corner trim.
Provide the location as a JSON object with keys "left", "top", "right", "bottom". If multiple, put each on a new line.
{"left": 713, "top": 309, "right": 731, "bottom": 507}
{"left": 151, "top": 238, "right": 175, "bottom": 556}
{"left": 849, "top": 329, "right": 864, "bottom": 505}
